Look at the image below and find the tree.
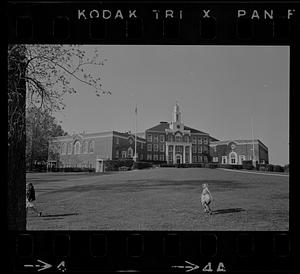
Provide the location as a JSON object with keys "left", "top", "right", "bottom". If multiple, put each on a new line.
{"left": 8, "top": 44, "right": 109, "bottom": 229}
{"left": 26, "top": 106, "right": 67, "bottom": 171}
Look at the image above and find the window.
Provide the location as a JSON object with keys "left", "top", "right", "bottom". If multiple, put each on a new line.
{"left": 239, "top": 155, "right": 246, "bottom": 164}
{"left": 198, "top": 146, "right": 202, "bottom": 153}
{"left": 213, "top": 157, "right": 218, "bottom": 162}
{"left": 193, "top": 156, "right": 197, "bottom": 163}
{"left": 168, "top": 145, "right": 173, "bottom": 152}
{"left": 61, "top": 143, "right": 67, "bottom": 155}
{"left": 153, "top": 154, "right": 158, "bottom": 161}
{"left": 129, "top": 138, "right": 133, "bottom": 145}
{"left": 192, "top": 137, "right": 197, "bottom": 144}
{"left": 160, "top": 135, "right": 165, "bottom": 142}
{"left": 154, "top": 135, "right": 158, "bottom": 142}
{"left": 175, "top": 146, "right": 182, "bottom": 153}
{"left": 213, "top": 146, "right": 217, "bottom": 152}
{"left": 147, "top": 154, "right": 152, "bottom": 160}
{"left": 159, "top": 143, "right": 165, "bottom": 152}
{"left": 122, "top": 151, "right": 127, "bottom": 158}
{"left": 159, "top": 155, "right": 164, "bottom": 161}
{"left": 229, "top": 152, "right": 237, "bottom": 164}
{"left": 89, "top": 141, "right": 95, "bottom": 153}
{"left": 147, "top": 144, "right": 152, "bottom": 151}
{"left": 185, "top": 146, "right": 190, "bottom": 152}
{"left": 128, "top": 147, "right": 133, "bottom": 158}
{"left": 204, "top": 138, "right": 208, "bottom": 144}
{"left": 147, "top": 134, "right": 152, "bottom": 142}
{"left": 222, "top": 156, "right": 227, "bottom": 164}
{"left": 67, "top": 143, "right": 72, "bottom": 154}
{"left": 140, "top": 154, "right": 143, "bottom": 160}
{"left": 141, "top": 143, "right": 144, "bottom": 149}
{"left": 83, "top": 141, "right": 88, "bottom": 154}
{"left": 116, "top": 137, "right": 119, "bottom": 145}
{"left": 74, "top": 141, "right": 81, "bottom": 154}
{"left": 198, "top": 138, "right": 202, "bottom": 144}
{"left": 153, "top": 144, "right": 158, "bottom": 152}
{"left": 185, "top": 155, "right": 189, "bottom": 163}
{"left": 204, "top": 156, "right": 208, "bottom": 162}
{"left": 168, "top": 135, "right": 173, "bottom": 142}
{"left": 115, "top": 150, "right": 119, "bottom": 158}
{"left": 192, "top": 145, "right": 196, "bottom": 153}
{"left": 175, "top": 135, "right": 182, "bottom": 142}
{"left": 198, "top": 156, "right": 203, "bottom": 162}
{"left": 184, "top": 136, "right": 189, "bottom": 142}
{"left": 168, "top": 154, "right": 173, "bottom": 163}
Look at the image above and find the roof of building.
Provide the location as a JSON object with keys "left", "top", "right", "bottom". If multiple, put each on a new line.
{"left": 51, "top": 130, "right": 146, "bottom": 142}
{"left": 210, "top": 139, "right": 268, "bottom": 150}
{"left": 146, "top": 122, "right": 209, "bottom": 135}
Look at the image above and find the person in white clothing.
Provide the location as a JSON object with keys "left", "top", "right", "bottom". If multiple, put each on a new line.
{"left": 201, "top": 183, "right": 212, "bottom": 215}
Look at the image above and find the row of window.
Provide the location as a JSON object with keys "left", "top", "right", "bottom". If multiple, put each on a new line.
{"left": 115, "top": 149, "right": 144, "bottom": 160}
{"left": 147, "top": 134, "right": 208, "bottom": 144}
{"left": 147, "top": 143, "right": 165, "bottom": 152}
{"left": 218, "top": 154, "right": 246, "bottom": 164}
{"left": 115, "top": 137, "right": 144, "bottom": 149}
{"left": 60, "top": 140, "right": 95, "bottom": 155}
{"left": 146, "top": 154, "right": 208, "bottom": 162}
{"left": 146, "top": 144, "right": 208, "bottom": 153}
{"left": 147, "top": 154, "right": 165, "bottom": 161}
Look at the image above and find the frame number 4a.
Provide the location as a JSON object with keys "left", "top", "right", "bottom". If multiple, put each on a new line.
{"left": 202, "top": 262, "right": 226, "bottom": 272}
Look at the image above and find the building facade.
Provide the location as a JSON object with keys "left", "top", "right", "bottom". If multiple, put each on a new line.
{"left": 209, "top": 139, "right": 269, "bottom": 165}
{"left": 48, "top": 102, "right": 269, "bottom": 169}
{"left": 145, "top": 103, "right": 212, "bottom": 164}
{"left": 48, "top": 131, "right": 146, "bottom": 171}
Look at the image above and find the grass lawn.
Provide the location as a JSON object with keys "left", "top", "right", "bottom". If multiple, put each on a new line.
{"left": 26, "top": 168, "right": 289, "bottom": 230}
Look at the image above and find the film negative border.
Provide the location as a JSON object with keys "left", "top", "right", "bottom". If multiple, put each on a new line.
{"left": 8, "top": 2, "right": 299, "bottom": 44}
{"left": 6, "top": 0, "right": 300, "bottom": 273}
{"left": 9, "top": 231, "right": 298, "bottom": 272}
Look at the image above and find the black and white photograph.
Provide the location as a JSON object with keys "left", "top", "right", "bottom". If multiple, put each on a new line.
{"left": 8, "top": 45, "right": 289, "bottom": 231}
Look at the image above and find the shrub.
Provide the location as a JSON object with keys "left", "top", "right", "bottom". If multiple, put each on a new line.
{"left": 242, "top": 161, "right": 254, "bottom": 170}
{"left": 284, "top": 164, "right": 289, "bottom": 173}
{"left": 273, "top": 165, "right": 284, "bottom": 172}
{"left": 259, "top": 166, "right": 266, "bottom": 172}
{"left": 132, "top": 161, "right": 153, "bottom": 170}
{"left": 266, "top": 164, "right": 274, "bottom": 172}
{"left": 204, "top": 163, "right": 218, "bottom": 169}
{"left": 104, "top": 159, "right": 134, "bottom": 171}
{"left": 160, "top": 163, "right": 176, "bottom": 168}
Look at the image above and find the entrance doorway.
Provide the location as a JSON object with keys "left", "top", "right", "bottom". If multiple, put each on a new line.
{"left": 176, "top": 155, "right": 182, "bottom": 164}
{"left": 96, "top": 159, "right": 104, "bottom": 172}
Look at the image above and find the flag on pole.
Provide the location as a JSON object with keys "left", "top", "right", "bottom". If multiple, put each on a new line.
{"left": 135, "top": 104, "right": 137, "bottom": 115}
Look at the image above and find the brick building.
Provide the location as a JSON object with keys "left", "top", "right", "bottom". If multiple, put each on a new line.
{"left": 48, "top": 131, "right": 146, "bottom": 171}
{"left": 145, "top": 103, "right": 212, "bottom": 164}
{"left": 209, "top": 139, "right": 269, "bottom": 165}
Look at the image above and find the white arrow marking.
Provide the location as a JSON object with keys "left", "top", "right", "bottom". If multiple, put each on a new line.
{"left": 172, "top": 261, "right": 199, "bottom": 272}
{"left": 36, "top": 260, "right": 52, "bottom": 272}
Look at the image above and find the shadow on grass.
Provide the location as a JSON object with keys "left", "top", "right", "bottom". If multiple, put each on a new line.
{"left": 41, "top": 213, "right": 79, "bottom": 218}
{"left": 212, "top": 208, "right": 245, "bottom": 215}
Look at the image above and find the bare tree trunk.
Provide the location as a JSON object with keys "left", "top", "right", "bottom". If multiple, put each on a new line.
{"left": 7, "top": 45, "right": 26, "bottom": 230}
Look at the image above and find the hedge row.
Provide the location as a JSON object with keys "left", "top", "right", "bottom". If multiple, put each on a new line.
{"left": 50, "top": 167, "right": 95, "bottom": 172}
{"left": 132, "top": 162, "right": 153, "bottom": 169}
{"left": 104, "top": 159, "right": 134, "bottom": 171}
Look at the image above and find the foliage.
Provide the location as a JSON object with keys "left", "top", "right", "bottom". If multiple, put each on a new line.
{"left": 132, "top": 161, "right": 153, "bottom": 169}
{"left": 8, "top": 44, "right": 110, "bottom": 147}
{"left": 104, "top": 159, "right": 134, "bottom": 171}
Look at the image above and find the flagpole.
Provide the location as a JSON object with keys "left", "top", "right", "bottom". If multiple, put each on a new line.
{"left": 134, "top": 104, "right": 137, "bottom": 162}
{"left": 251, "top": 116, "right": 256, "bottom": 167}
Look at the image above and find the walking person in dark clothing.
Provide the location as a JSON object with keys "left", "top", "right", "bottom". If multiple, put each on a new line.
{"left": 26, "top": 183, "right": 42, "bottom": 217}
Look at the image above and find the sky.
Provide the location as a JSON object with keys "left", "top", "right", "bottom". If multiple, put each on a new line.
{"left": 54, "top": 45, "right": 289, "bottom": 166}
